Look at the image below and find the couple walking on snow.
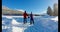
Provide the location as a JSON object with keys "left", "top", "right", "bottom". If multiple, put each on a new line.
{"left": 23, "top": 11, "right": 34, "bottom": 25}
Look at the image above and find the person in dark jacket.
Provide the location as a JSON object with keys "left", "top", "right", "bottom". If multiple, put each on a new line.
{"left": 23, "top": 11, "right": 28, "bottom": 24}
{"left": 30, "top": 12, "right": 34, "bottom": 24}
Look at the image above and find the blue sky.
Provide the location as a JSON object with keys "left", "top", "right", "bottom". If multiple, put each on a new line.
{"left": 2, "top": 0, "right": 58, "bottom": 14}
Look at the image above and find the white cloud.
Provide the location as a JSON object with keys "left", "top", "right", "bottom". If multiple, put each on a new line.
{"left": 2, "top": 6, "right": 10, "bottom": 10}
{"left": 15, "top": 9, "right": 24, "bottom": 12}
{"left": 40, "top": 10, "right": 47, "bottom": 14}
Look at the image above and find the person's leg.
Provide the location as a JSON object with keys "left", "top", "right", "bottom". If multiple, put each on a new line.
{"left": 26, "top": 18, "right": 27, "bottom": 23}
{"left": 30, "top": 19, "right": 32, "bottom": 24}
{"left": 33, "top": 20, "right": 34, "bottom": 24}
{"left": 23, "top": 18, "right": 25, "bottom": 24}
{"left": 31, "top": 19, "right": 34, "bottom": 24}
{"left": 24, "top": 18, "right": 26, "bottom": 24}
{"left": 24, "top": 18, "right": 27, "bottom": 24}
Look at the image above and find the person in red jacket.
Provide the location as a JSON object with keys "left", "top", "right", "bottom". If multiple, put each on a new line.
{"left": 23, "top": 11, "right": 28, "bottom": 24}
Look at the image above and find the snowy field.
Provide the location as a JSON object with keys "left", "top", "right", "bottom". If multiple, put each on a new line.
{"left": 2, "top": 15, "right": 58, "bottom": 32}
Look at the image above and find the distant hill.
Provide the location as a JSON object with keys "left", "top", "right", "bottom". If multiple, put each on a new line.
{"left": 2, "top": 6, "right": 40, "bottom": 16}
{"left": 2, "top": 6, "right": 24, "bottom": 16}
{"left": 2, "top": 9, "right": 24, "bottom": 16}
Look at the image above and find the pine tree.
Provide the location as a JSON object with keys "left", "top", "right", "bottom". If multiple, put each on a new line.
{"left": 47, "top": 6, "right": 53, "bottom": 16}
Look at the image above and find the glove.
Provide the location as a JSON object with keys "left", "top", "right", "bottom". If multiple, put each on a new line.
{"left": 28, "top": 16, "right": 30, "bottom": 18}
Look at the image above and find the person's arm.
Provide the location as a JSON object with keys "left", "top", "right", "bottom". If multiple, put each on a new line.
{"left": 27, "top": 14, "right": 29, "bottom": 18}
{"left": 26, "top": 13, "right": 28, "bottom": 16}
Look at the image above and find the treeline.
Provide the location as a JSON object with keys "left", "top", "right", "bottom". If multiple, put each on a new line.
{"left": 47, "top": 3, "right": 58, "bottom": 16}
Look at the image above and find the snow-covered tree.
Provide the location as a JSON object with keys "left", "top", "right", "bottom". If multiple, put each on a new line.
{"left": 53, "top": 3, "right": 58, "bottom": 16}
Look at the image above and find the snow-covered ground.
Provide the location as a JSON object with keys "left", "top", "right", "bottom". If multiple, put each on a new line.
{"left": 2, "top": 15, "right": 58, "bottom": 32}
{"left": 51, "top": 16, "right": 58, "bottom": 22}
{"left": 2, "top": 18, "right": 32, "bottom": 32}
